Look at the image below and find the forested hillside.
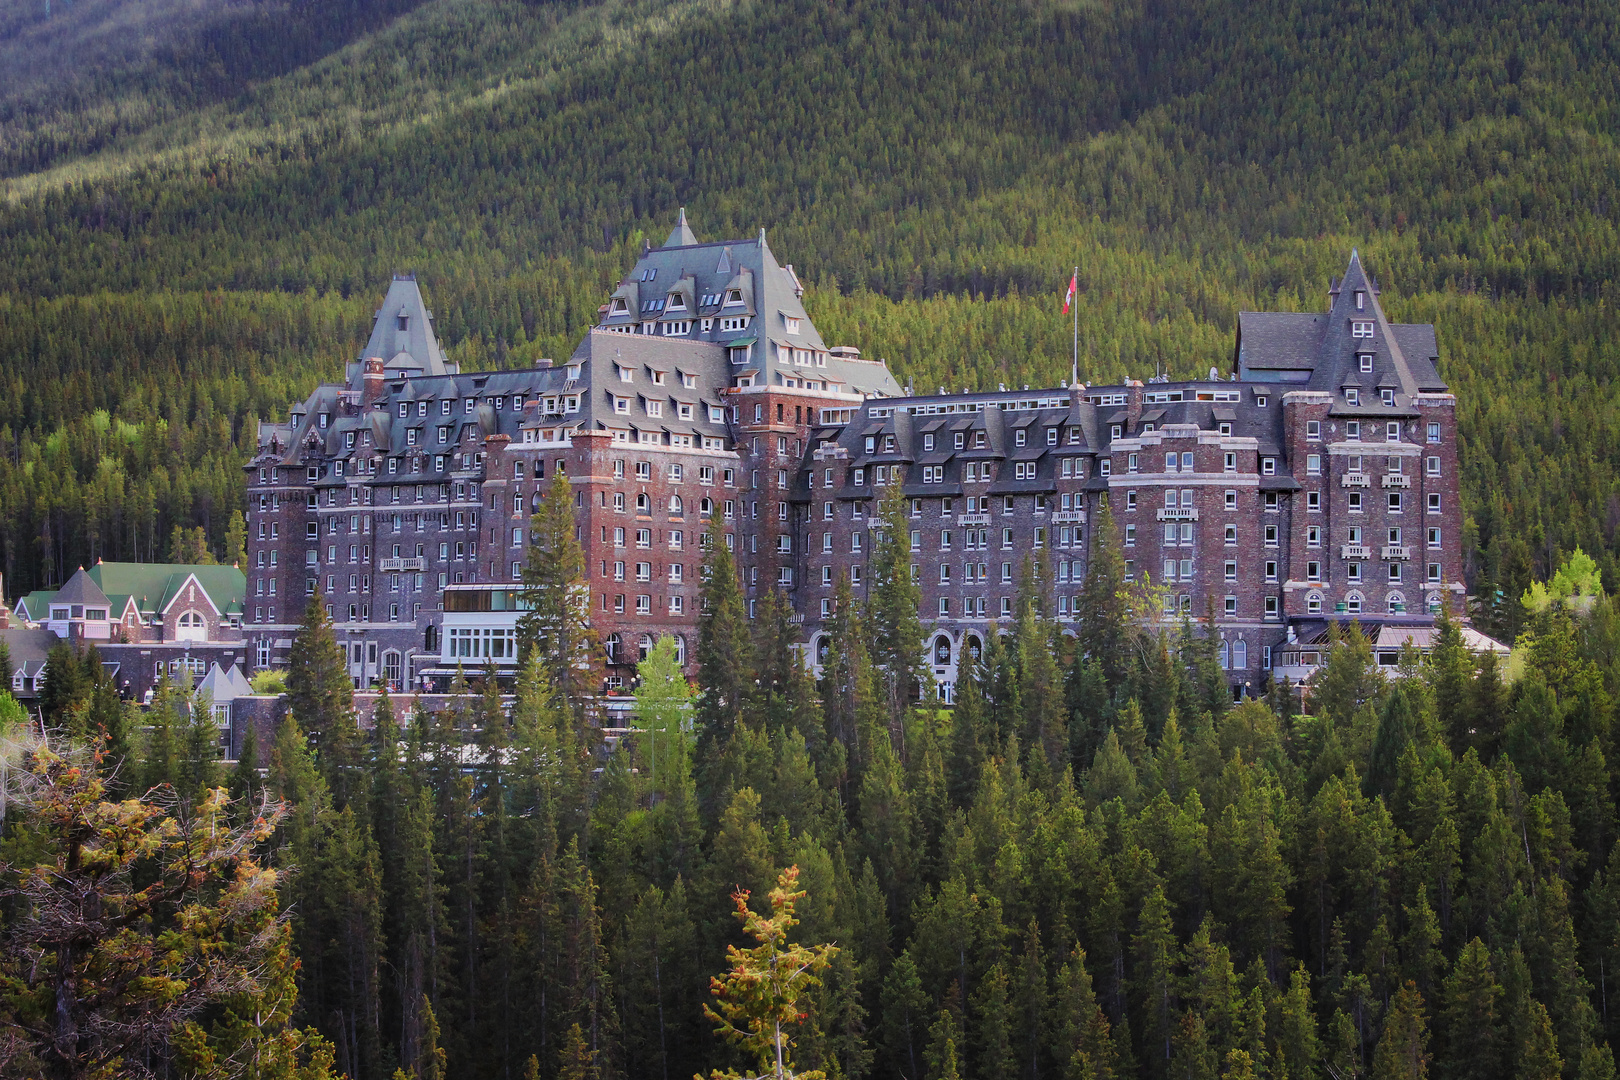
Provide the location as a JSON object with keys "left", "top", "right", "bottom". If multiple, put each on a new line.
{"left": 14, "top": 516, "right": 1620, "bottom": 1080}
{"left": 0, "top": 0, "right": 1617, "bottom": 609}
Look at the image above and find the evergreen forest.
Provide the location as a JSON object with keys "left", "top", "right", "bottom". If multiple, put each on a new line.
{"left": 0, "top": 0, "right": 1616, "bottom": 633}
{"left": 10, "top": 510, "right": 1620, "bottom": 1080}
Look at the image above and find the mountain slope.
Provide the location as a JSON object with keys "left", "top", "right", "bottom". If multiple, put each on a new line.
{"left": 0, "top": 0, "right": 1617, "bottom": 621}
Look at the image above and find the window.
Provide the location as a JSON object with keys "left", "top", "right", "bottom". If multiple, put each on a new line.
{"left": 1224, "top": 560, "right": 1237, "bottom": 582}
{"left": 1347, "top": 420, "right": 1360, "bottom": 439}
{"left": 1428, "top": 527, "right": 1441, "bottom": 548}
{"left": 1307, "top": 420, "right": 1321, "bottom": 441}
{"left": 1349, "top": 492, "right": 1363, "bottom": 512}
{"left": 1428, "top": 493, "right": 1441, "bottom": 513}
{"left": 1352, "top": 321, "right": 1374, "bottom": 337}
{"left": 1265, "top": 560, "right": 1278, "bottom": 581}
{"left": 1307, "top": 491, "right": 1321, "bottom": 511}
{"left": 1346, "top": 389, "right": 1360, "bottom": 406}
{"left": 1389, "top": 564, "right": 1403, "bottom": 583}
{"left": 1307, "top": 525, "right": 1321, "bottom": 547}
{"left": 1125, "top": 524, "right": 1136, "bottom": 545}
{"left": 1265, "top": 524, "right": 1278, "bottom": 547}
{"left": 1386, "top": 422, "right": 1401, "bottom": 442}
{"left": 1224, "top": 595, "right": 1237, "bottom": 616}
{"left": 1307, "top": 561, "right": 1321, "bottom": 581}
{"left": 1225, "top": 524, "right": 1237, "bottom": 545}
{"left": 1127, "top": 491, "right": 1138, "bottom": 511}
{"left": 1306, "top": 454, "right": 1321, "bottom": 476}
{"left": 1224, "top": 490, "right": 1237, "bottom": 511}
{"left": 1428, "top": 422, "right": 1441, "bottom": 444}
{"left": 1307, "top": 592, "right": 1323, "bottom": 614}
{"left": 1389, "top": 493, "right": 1404, "bottom": 513}
{"left": 1382, "top": 389, "right": 1396, "bottom": 407}
{"left": 1360, "top": 353, "right": 1374, "bottom": 373}
{"left": 1426, "top": 456, "right": 1441, "bottom": 476}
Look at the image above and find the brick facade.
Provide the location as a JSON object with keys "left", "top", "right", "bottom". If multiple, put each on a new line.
{"left": 245, "top": 227, "right": 1465, "bottom": 699}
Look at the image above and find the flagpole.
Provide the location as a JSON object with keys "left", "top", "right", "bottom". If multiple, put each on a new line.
{"left": 1071, "top": 265, "right": 1079, "bottom": 387}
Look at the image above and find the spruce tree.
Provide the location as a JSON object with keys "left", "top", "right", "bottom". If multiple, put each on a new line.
{"left": 1372, "top": 981, "right": 1430, "bottom": 1080}
{"left": 518, "top": 467, "right": 601, "bottom": 724}
{"left": 287, "top": 590, "right": 364, "bottom": 807}
{"left": 867, "top": 483, "right": 926, "bottom": 736}
{"left": 694, "top": 512, "right": 751, "bottom": 815}
{"left": 1436, "top": 938, "right": 1502, "bottom": 1080}
{"left": 1077, "top": 497, "right": 1132, "bottom": 694}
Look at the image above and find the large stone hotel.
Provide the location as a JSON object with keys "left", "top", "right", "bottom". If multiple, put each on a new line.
{"left": 243, "top": 214, "right": 1466, "bottom": 699}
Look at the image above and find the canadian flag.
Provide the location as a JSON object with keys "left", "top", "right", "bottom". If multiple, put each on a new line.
{"left": 1062, "top": 272, "right": 1077, "bottom": 315}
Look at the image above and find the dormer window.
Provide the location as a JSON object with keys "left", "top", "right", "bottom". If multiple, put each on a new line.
{"left": 1359, "top": 352, "right": 1374, "bottom": 372}
{"left": 785, "top": 315, "right": 801, "bottom": 334}
{"left": 680, "top": 371, "right": 696, "bottom": 388}
{"left": 954, "top": 432, "right": 965, "bottom": 449}
{"left": 1352, "top": 321, "right": 1375, "bottom": 337}
{"left": 923, "top": 433, "right": 935, "bottom": 451}
{"left": 651, "top": 369, "right": 666, "bottom": 386}
{"left": 667, "top": 293, "right": 686, "bottom": 310}
{"left": 1381, "top": 389, "right": 1395, "bottom": 407}
{"left": 725, "top": 289, "right": 744, "bottom": 306}
{"left": 1355, "top": 290, "right": 1365, "bottom": 311}
{"left": 618, "top": 365, "right": 634, "bottom": 383}
{"left": 1015, "top": 430, "right": 1027, "bottom": 447}
{"left": 1219, "top": 423, "right": 1233, "bottom": 436}
{"left": 397, "top": 314, "right": 409, "bottom": 331}
{"left": 1346, "top": 388, "right": 1360, "bottom": 406}
{"left": 611, "top": 298, "right": 629, "bottom": 315}
{"left": 973, "top": 431, "right": 986, "bottom": 448}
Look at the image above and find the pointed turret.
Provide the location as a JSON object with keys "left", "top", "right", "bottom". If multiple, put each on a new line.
{"left": 664, "top": 207, "right": 699, "bottom": 248}
{"left": 355, "top": 275, "right": 449, "bottom": 385}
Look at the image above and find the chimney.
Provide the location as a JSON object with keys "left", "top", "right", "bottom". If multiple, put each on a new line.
{"left": 360, "top": 357, "right": 387, "bottom": 405}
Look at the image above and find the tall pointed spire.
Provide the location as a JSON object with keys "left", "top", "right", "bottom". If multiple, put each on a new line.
{"left": 663, "top": 207, "right": 698, "bottom": 248}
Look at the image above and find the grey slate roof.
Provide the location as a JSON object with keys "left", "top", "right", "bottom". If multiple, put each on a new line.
{"left": 53, "top": 568, "right": 111, "bottom": 609}
{"left": 600, "top": 213, "right": 901, "bottom": 398}
{"left": 354, "top": 276, "right": 450, "bottom": 384}
{"left": 1234, "top": 252, "right": 1446, "bottom": 405}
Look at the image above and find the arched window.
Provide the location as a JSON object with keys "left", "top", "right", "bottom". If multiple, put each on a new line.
{"left": 1346, "top": 591, "right": 1364, "bottom": 615}
{"left": 933, "top": 636, "right": 952, "bottom": 665}
{"left": 673, "top": 635, "right": 687, "bottom": 666}
{"left": 383, "top": 650, "right": 402, "bottom": 687}
{"left": 1387, "top": 592, "right": 1406, "bottom": 614}
{"left": 1219, "top": 640, "right": 1230, "bottom": 669}
{"left": 701, "top": 497, "right": 714, "bottom": 515}
{"left": 814, "top": 634, "right": 831, "bottom": 665}
{"left": 1233, "top": 639, "right": 1247, "bottom": 670}
{"left": 176, "top": 609, "right": 207, "bottom": 641}
{"left": 1307, "top": 592, "right": 1323, "bottom": 615}
{"left": 605, "top": 633, "right": 621, "bottom": 662}
{"left": 639, "top": 634, "right": 655, "bottom": 662}
{"left": 670, "top": 495, "right": 683, "bottom": 514}
{"left": 1426, "top": 592, "right": 1441, "bottom": 614}
{"left": 965, "top": 634, "right": 983, "bottom": 660}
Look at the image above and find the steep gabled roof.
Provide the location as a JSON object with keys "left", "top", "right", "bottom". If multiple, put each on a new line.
{"left": 356, "top": 276, "right": 449, "bottom": 383}
{"left": 85, "top": 563, "right": 245, "bottom": 618}
{"left": 664, "top": 207, "right": 699, "bottom": 248}
{"left": 52, "top": 568, "right": 111, "bottom": 609}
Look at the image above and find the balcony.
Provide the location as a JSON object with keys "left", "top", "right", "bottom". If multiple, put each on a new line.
{"left": 380, "top": 557, "right": 428, "bottom": 572}
{"left": 957, "top": 513, "right": 991, "bottom": 526}
{"left": 1051, "top": 510, "right": 1087, "bottom": 524}
{"left": 1382, "top": 546, "right": 1411, "bottom": 560}
{"left": 1341, "top": 545, "right": 1372, "bottom": 559}
{"left": 1341, "top": 473, "right": 1370, "bottom": 487}
{"left": 1156, "top": 508, "right": 1199, "bottom": 521}
{"left": 1381, "top": 474, "right": 1411, "bottom": 488}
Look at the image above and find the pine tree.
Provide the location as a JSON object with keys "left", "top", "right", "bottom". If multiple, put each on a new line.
{"left": 518, "top": 467, "right": 600, "bottom": 724}
{"left": 881, "top": 950, "right": 930, "bottom": 1080}
{"left": 971, "top": 962, "right": 1014, "bottom": 1080}
{"left": 702, "top": 866, "right": 839, "bottom": 1080}
{"left": 1436, "top": 938, "right": 1501, "bottom": 1080}
{"left": 695, "top": 511, "right": 752, "bottom": 815}
{"left": 1077, "top": 498, "right": 1131, "bottom": 695}
{"left": 1372, "top": 981, "right": 1430, "bottom": 1080}
{"left": 867, "top": 483, "right": 926, "bottom": 736}
{"left": 946, "top": 649, "right": 987, "bottom": 809}
{"left": 287, "top": 590, "right": 363, "bottom": 806}
{"left": 224, "top": 507, "right": 247, "bottom": 568}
